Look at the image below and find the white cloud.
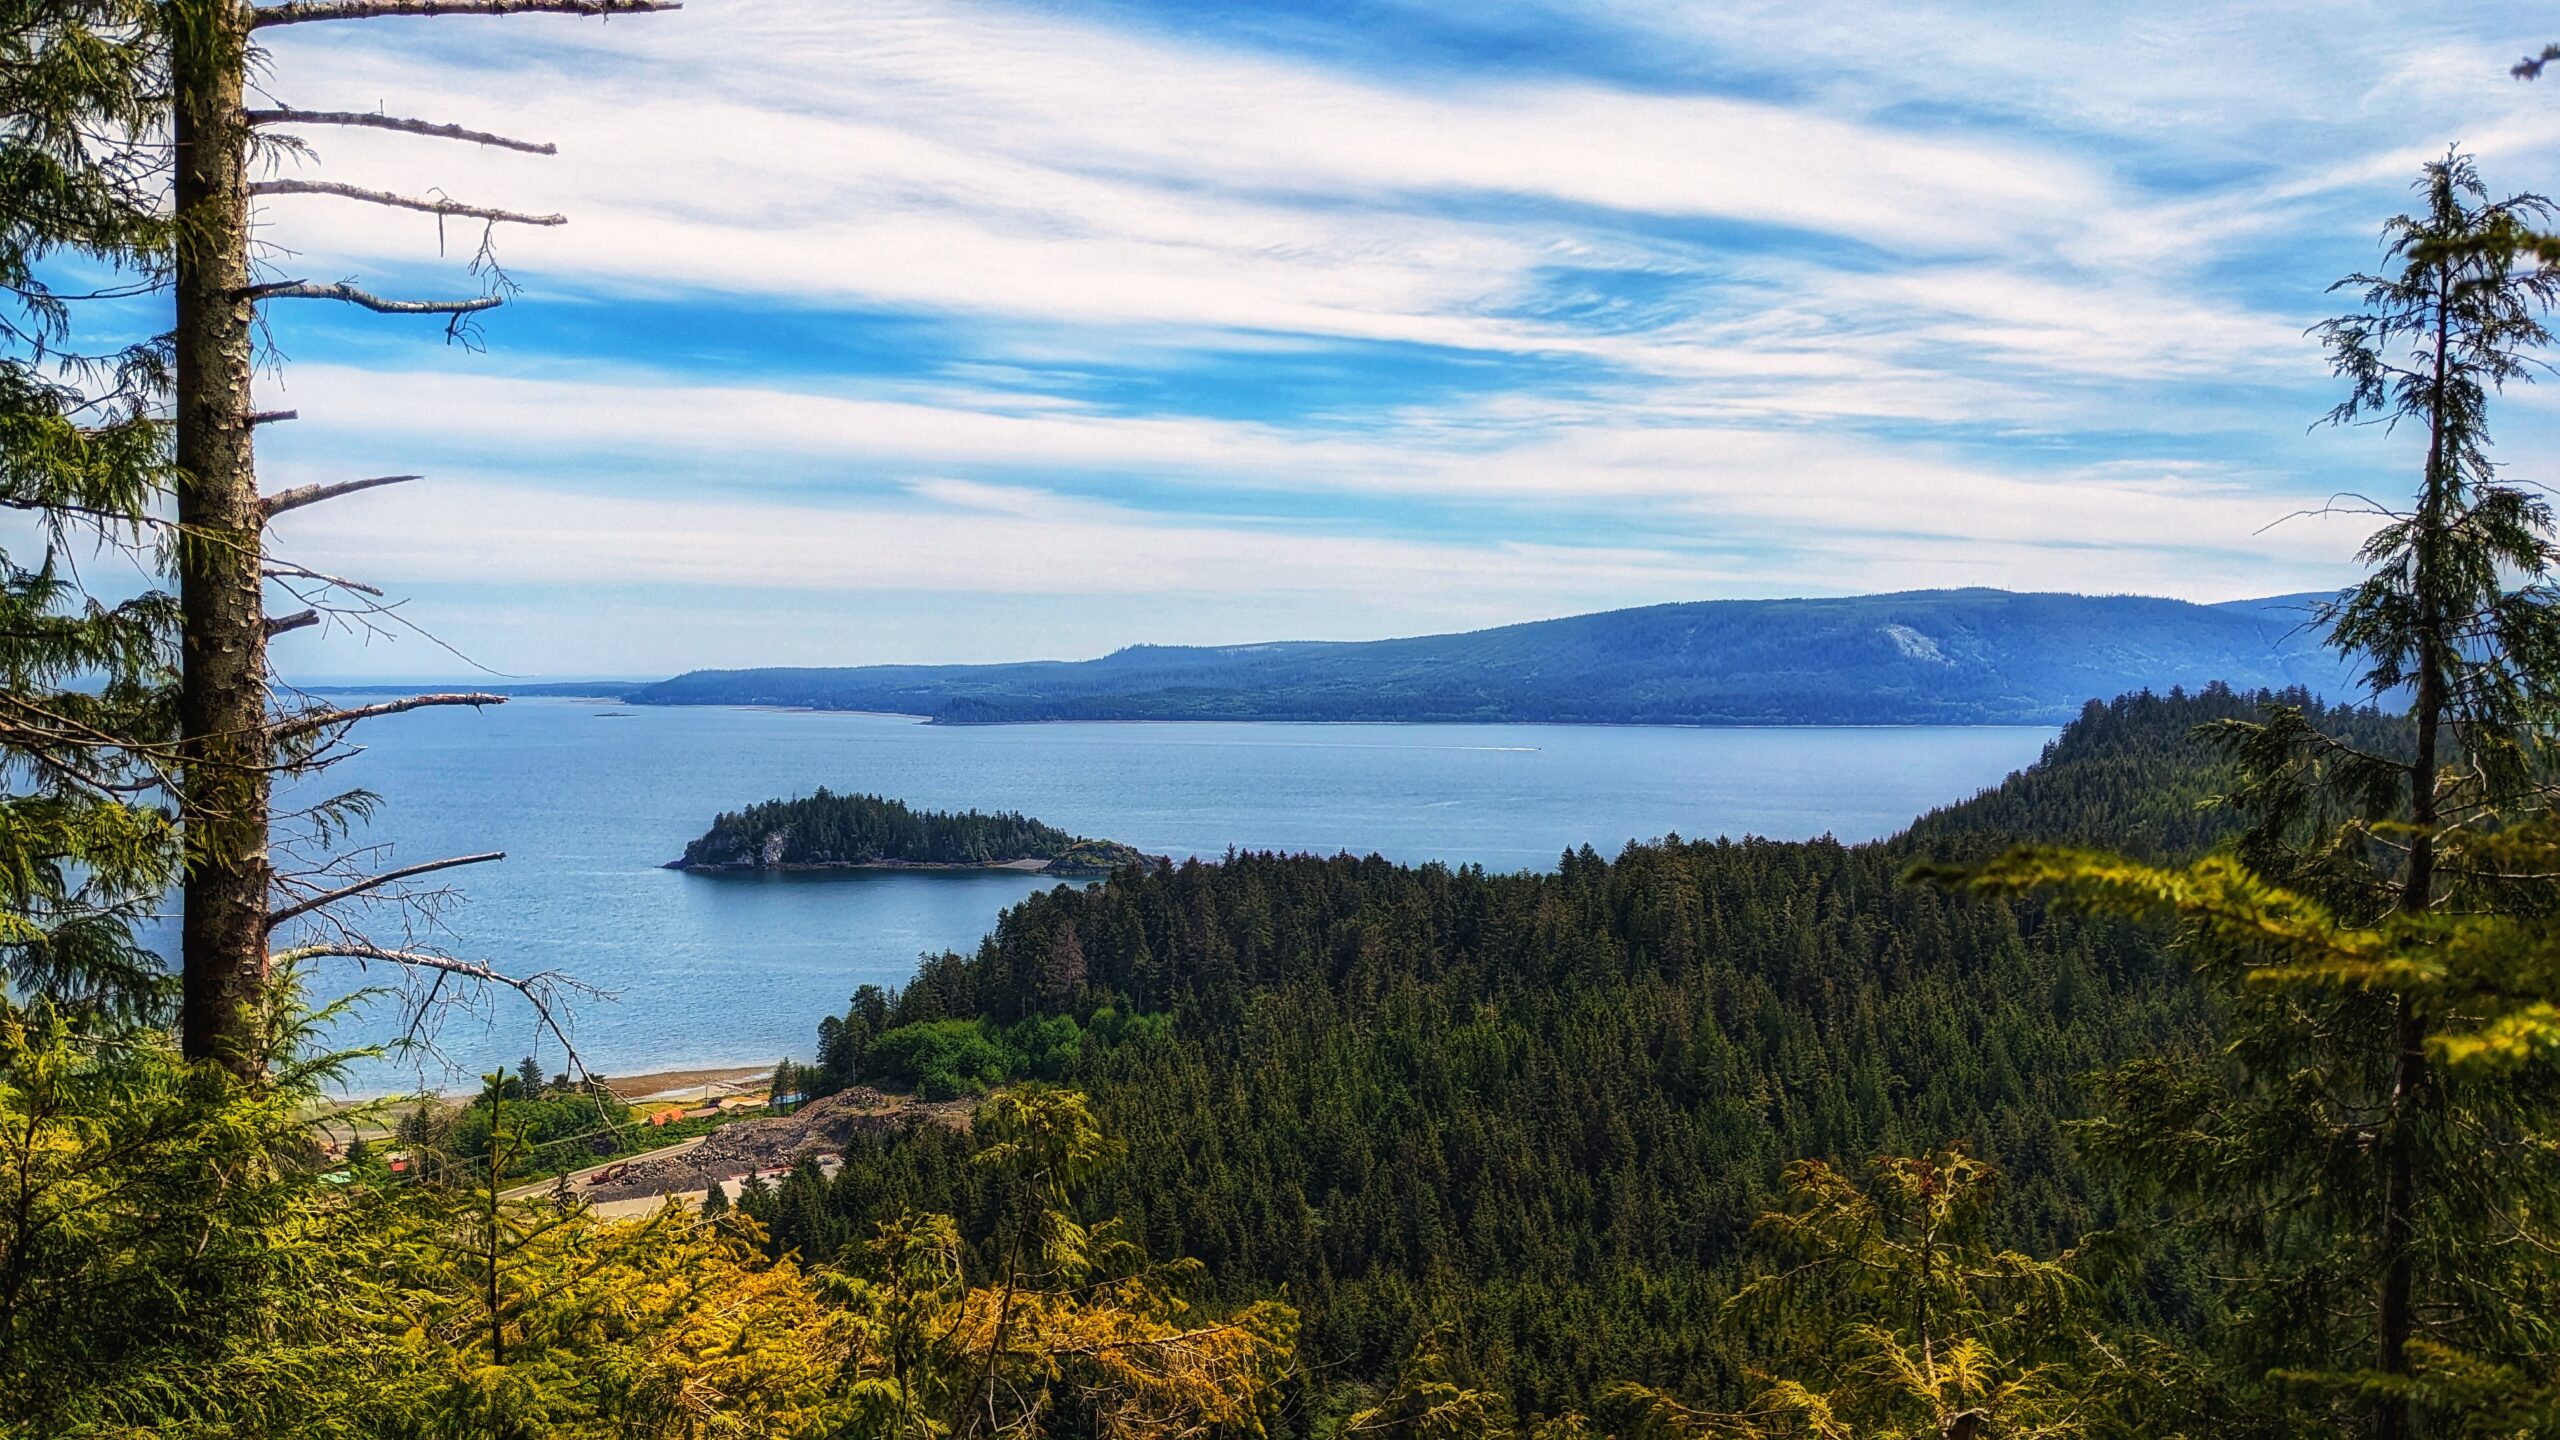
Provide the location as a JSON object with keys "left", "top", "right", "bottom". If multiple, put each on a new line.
{"left": 260, "top": 466, "right": 2360, "bottom": 677}
{"left": 217, "top": 0, "right": 2550, "bottom": 673}
{"left": 242, "top": 0, "right": 2327, "bottom": 403}
{"left": 265, "top": 474, "right": 1719, "bottom": 599}
{"left": 257, "top": 363, "right": 2373, "bottom": 584}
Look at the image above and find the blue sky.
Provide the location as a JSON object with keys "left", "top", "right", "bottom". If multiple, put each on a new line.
{"left": 226, "top": 0, "right": 2560, "bottom": 678}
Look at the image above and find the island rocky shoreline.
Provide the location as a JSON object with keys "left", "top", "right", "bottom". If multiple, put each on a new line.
{"left": 662, "top": 854, "right": 1153, "bottom": 877}
{"left": 669, "top": 789, "right": 1164, "bottom": 877}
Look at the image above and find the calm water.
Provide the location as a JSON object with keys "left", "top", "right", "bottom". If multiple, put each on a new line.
{"left": 283, "top": 701, "right": 2054, "bottom": 1090}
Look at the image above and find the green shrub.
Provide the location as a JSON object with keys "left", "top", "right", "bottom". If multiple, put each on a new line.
{"left": 1010, "top": 1013, "right": 1085, "bottom": 1079}
{"left": 866, "top": 1018, "right": 1018, "bottom": 1098}
{"left": 445, "top": 1091, "right": 635, "bottom": 1178}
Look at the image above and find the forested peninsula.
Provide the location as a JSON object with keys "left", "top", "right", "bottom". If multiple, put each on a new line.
{"left": 670, "top": 789, "right": 1157, "bottom": 875}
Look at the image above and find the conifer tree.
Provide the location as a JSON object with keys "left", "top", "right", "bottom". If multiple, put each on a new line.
{"left": 1346, "top": 1332, "right": 1517, "bottom": 1438}
{"left": 1602, "top": 1152, "right": 2129, "bottom": 1440}
{"left": 16, "top": 0, "right": 685, "bottom": 1073}
{"left": 0, "top": 14, "right": 306, "bottom": 1422}
{"left": 1938, "top": 151, "right": 2560, "bottom": 1440}
{"left": 1, "top": 0, "right": 187, "bottom": 1023}
{"left": 835, "top": 1088, "right": 1298, "bottom": 1439}
{"left": 0, "top": 994, "right": 342, "bottom": 1428}
{"left": 2307, "top": 148, "right": 2560, "bottom": 1437}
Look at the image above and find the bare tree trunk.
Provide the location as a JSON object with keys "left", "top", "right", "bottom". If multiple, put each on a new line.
{"left": 173, "top": 0, "right": 273, "bottom": 1081}
{"left": 165, "top": 0, "right": 677, "bottom": 1080}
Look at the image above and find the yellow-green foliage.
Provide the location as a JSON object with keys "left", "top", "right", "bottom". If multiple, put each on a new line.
{"left": 2, "top": 1048, "right": 1295, "bottom": 1440}
{"left": 0, "top": 999, "right": 327, "bottom": 1435}
{"left": 1601, "top": 1152, "right": 2130, "bottom": 1440}
{"left": 335, "top": 1197, "right": 852, "bottom": 1440}
{"left": 835, "top": 1210, "right": 1299, "bottom": 1438}
{"left": 835, "top": 1086, "right": 1299, "bottom": 1438}
{"left": 1929, "top": 834, "right": 2560, "bottom": 1431}
{"left": 1933, "top": 836, "right": 2560, "bottom": 1073}
{"left": 1341, "top": 1333, "right": 1515, "bottom": 1439}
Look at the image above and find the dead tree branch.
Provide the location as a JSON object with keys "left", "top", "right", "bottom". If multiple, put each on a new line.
{"left": 267, "top": 609, "right": 320, "bottom": 637}
{"left": 251, "top": 179, "right": 566, "bottom": 228}
{"left": 268, "top": 941, "right": 590, "bottom": 1065}
{"left": 267, "top": 850, "right": 506, "bottom": 931}
{"left": 272, "top": 692, "right": 507, "bottom": 742}
{"left": 242, "top": 280, "right": 503, "bottom": 315}
{"left": 244, "top": 108, "right": 558, "bottom": 154}
{"left": 264, "top": 562, "right": 386, "bottom": 597}
{"left": 263, "top": 473, "right": 422, "bottom": 519}
{"left": 252, "top": 0, "right": 680, "bottom": 26}
{"left": 270, "top": 942, "right": 514, "bottom": 985}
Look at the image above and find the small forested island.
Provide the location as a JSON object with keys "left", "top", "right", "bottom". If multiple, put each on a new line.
{"left": 669, "top": 789, "right": 1158, "bottom": 875}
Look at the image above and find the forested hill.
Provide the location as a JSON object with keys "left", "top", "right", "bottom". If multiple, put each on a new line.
{"left": 627, "top": 589, "right": 2361, "bottom": 725}
{"left": 1902, "top": 682, "right": 2406, "bottom": 860}
{"left": 673, "top": 790, "right": 1152, "bottom": 874}
{"left": 750, "top": 685, "right": 2372, "bottom": 1421}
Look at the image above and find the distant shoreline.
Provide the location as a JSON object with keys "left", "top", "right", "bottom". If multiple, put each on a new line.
{"left": 604, "top": 1063, "right": 779, "bottom": 1103}
{"left": 652, "top": 700, "right": 2063, "bottom": 731}
{"left": 330, "top": 690, "right": 2066, "bottom": 732}
{"left": 322, "top": 1062, "right": 779, "bottom": 1114}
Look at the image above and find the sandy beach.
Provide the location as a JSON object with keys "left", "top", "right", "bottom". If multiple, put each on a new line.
{"left": 601, "top": 1063, "right": 776, "bottom": 1104}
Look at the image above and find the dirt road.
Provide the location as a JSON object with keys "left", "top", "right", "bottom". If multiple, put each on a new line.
{"left": 499, "top": 1134, "right": 710, "bottom": 1202}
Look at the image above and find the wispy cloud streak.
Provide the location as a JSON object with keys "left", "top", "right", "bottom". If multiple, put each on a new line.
{"left": 234, "top": 0, "right": 2560, "bottom": 674}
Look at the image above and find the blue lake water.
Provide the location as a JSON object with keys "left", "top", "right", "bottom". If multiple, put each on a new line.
{"left": 284, "top": 700, "right": 2055, "bottom": 1090}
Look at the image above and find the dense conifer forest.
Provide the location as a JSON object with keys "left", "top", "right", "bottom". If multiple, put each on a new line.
{"left": 757, "top": 685, "right": 2405, "bottom": 1422}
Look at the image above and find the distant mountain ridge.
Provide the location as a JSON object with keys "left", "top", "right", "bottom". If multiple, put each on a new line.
{"left": 626, "top": 588, "right": 2365, "bottom": 727}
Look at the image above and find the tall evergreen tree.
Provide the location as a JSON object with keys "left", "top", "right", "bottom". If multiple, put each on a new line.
{"left": 1603, "top": 1152, "right": 2132, "bottom": 1440}
{"left": 1, "top": 0, "right": 185, "bottom": 1023}
{"left": 2312, "top": 150, "right": 2560, "bottom": 1440}
{"left": 1943, "top": 152, "right": 2560, "bottom": 1440}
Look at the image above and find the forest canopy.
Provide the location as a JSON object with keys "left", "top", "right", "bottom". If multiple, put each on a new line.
{"left": 767, "top": 684, "right": 2393, "bottom": 1423}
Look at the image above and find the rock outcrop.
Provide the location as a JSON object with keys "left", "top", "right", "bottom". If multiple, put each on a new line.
{"left": 583, "top": 1087, "right": 971, "bottom": 1203}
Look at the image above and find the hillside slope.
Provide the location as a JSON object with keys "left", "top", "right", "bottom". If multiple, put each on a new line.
{"left": 763, "top": 686, "right": 2368, "bottom": 1415}
{"left": 629, "top": 589, "right": 2360, "bottom": 725}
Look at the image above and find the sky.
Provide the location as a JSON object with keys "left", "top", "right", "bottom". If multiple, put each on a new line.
{"left": 217, "top": 0, "right": 2560, "bottom": 679}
